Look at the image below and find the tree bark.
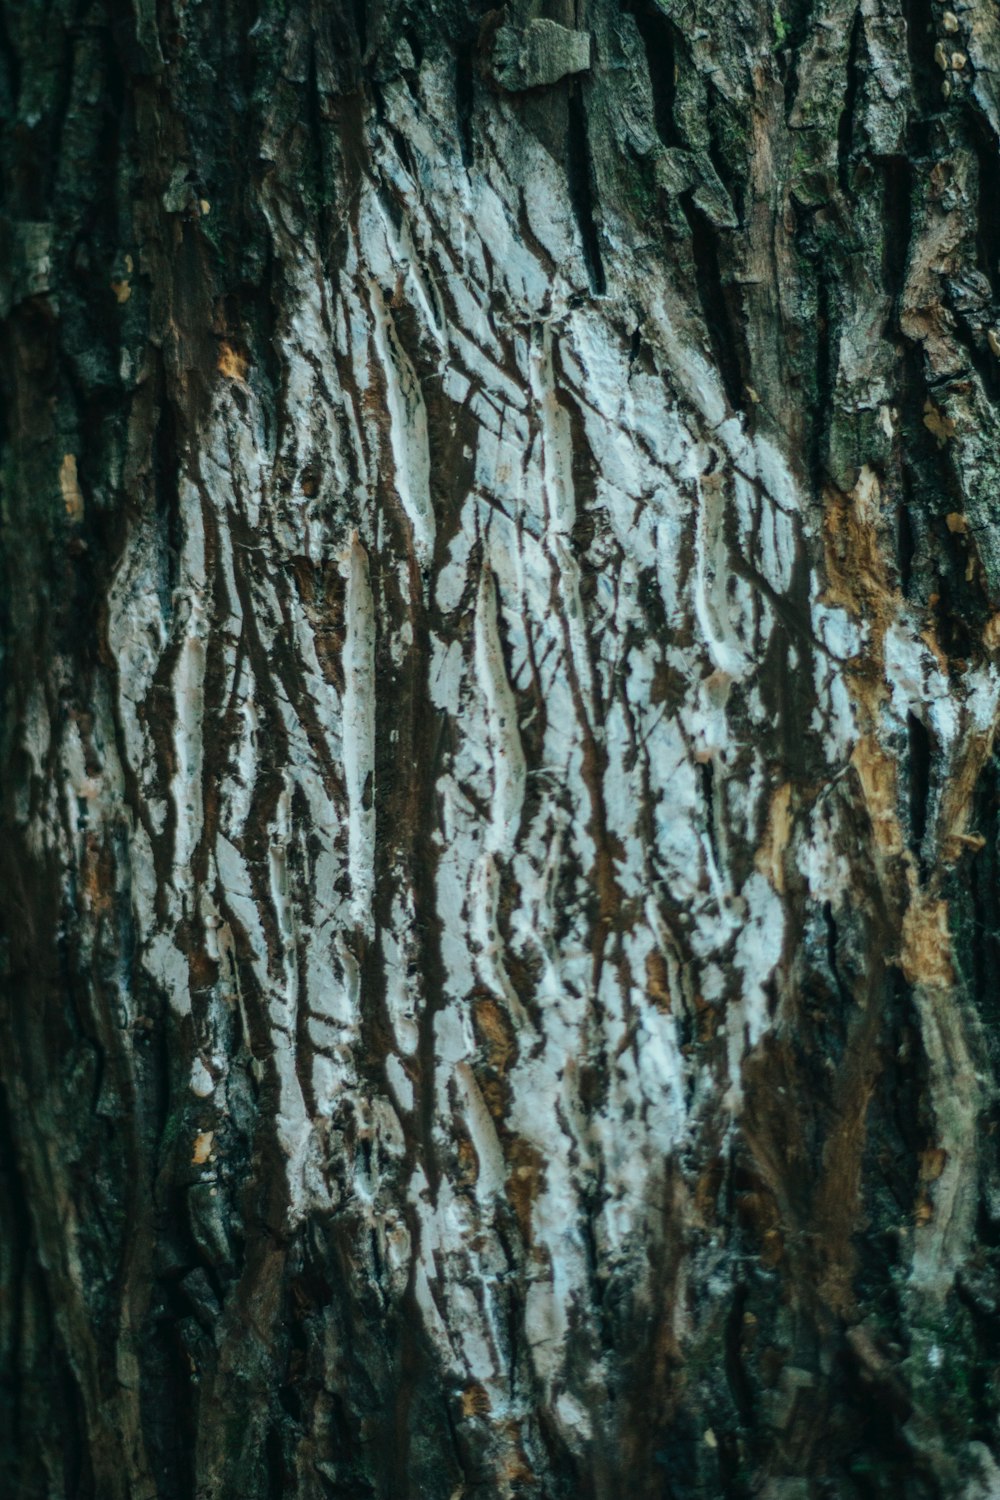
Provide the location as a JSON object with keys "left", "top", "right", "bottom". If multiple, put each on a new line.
{"left": 3, "top": 0, "right": 1000, "bottom": 1495}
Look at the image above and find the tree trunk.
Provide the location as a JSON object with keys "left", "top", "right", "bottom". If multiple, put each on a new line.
{"left": 3, "top": 0, "right": 1000, "bottom": 1495}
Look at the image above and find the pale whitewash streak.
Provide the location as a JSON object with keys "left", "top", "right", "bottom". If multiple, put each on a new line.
{"left": 84, "top": 51, "right": 908, "bottom": 1457}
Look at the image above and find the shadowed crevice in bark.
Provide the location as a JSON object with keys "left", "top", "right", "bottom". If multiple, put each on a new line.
{"left": 629, "top": 0, "right": 682, "bottom": 151}
{"left": 902, "top": 0, "right": 938, "bottom": 113}
{"left": 811, "top": 253, "right": 834, "bottom": 493}
{"left": 351, "top": 0, "right": 368, "bottom": 61}
{"left": 970, "top": 115, "right": 1000, "bottom": 308}
{"left": 882, "top": 153, "right": 913, "bottom": 325}
{"left": 455, "top": 43, "right": 476, "bottom": 167}
{"left": 837, "top": 7, "right": 865, "bottom": 195}
{"left": 566, "top": 81, "right": 606, "bottom": 296}
{"left": 152, "top": 358, "right": 183, "bottom": 609}
{"left": 823, "top": 901, "right": 853, "bottom": 1008}
{"left": 907, "top": 710, "right": 934, "bottom": 869}
{"left": 682, "top": 195, "right": 747, "bottom": 415}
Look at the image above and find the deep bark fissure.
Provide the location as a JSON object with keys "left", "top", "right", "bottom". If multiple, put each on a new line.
{"left": 902, "top": 0, "right": 937, "bottom": 114}
{"left": 907, "top": 710, "right": 934, "bottom": 866}
{"left": 837, "top": 8, "right": 865, "bottom": 195}
{"left": 566, "top": 81, "right": 606, "bottom": 296}
{"left": 629, "top": 0, "right": 682, "bottom": 151}
{"left": 455, "top": 44, "right": 475, "bottom": 168}
{"left": 683, "top": 195, "right": 746, "bottom": 414}
{"left": 810, "top": 251, "right": 834, "bottom": 493}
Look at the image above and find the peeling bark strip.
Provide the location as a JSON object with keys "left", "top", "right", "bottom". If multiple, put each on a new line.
{"left": 6, "top": 0, "right": 1000, "bottom": 1495}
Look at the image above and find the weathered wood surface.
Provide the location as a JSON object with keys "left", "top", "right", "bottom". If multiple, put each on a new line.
{"left": 4, "top": 0, "right": 1000, "bottom": 1495}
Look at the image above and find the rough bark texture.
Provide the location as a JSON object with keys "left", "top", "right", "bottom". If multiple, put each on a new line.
{"left": 5, "top": 0, "right": 1000, "bottom": 1495}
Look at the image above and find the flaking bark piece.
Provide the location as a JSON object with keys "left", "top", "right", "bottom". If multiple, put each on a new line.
{"left": 488, "top": 19, "right": 592, "bottom": 92}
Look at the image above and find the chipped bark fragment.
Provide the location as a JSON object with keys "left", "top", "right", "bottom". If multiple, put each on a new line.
{"left": 58, "top": 454, "right": 84, "bottom": 522}
{"left": 216, "top": 340, "right": 249, "bottom": 381}
{"left": 191, "top": 1131, "right": 215, "bottom": 1165}
{"left": 923, "top": 399, "right": 957, "bottom": 444}
{"left": 488, "top": 19, "right": 591, "bottom": 92}
{"left": 901, "top": 897, "right": 955, "bottom": 992}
